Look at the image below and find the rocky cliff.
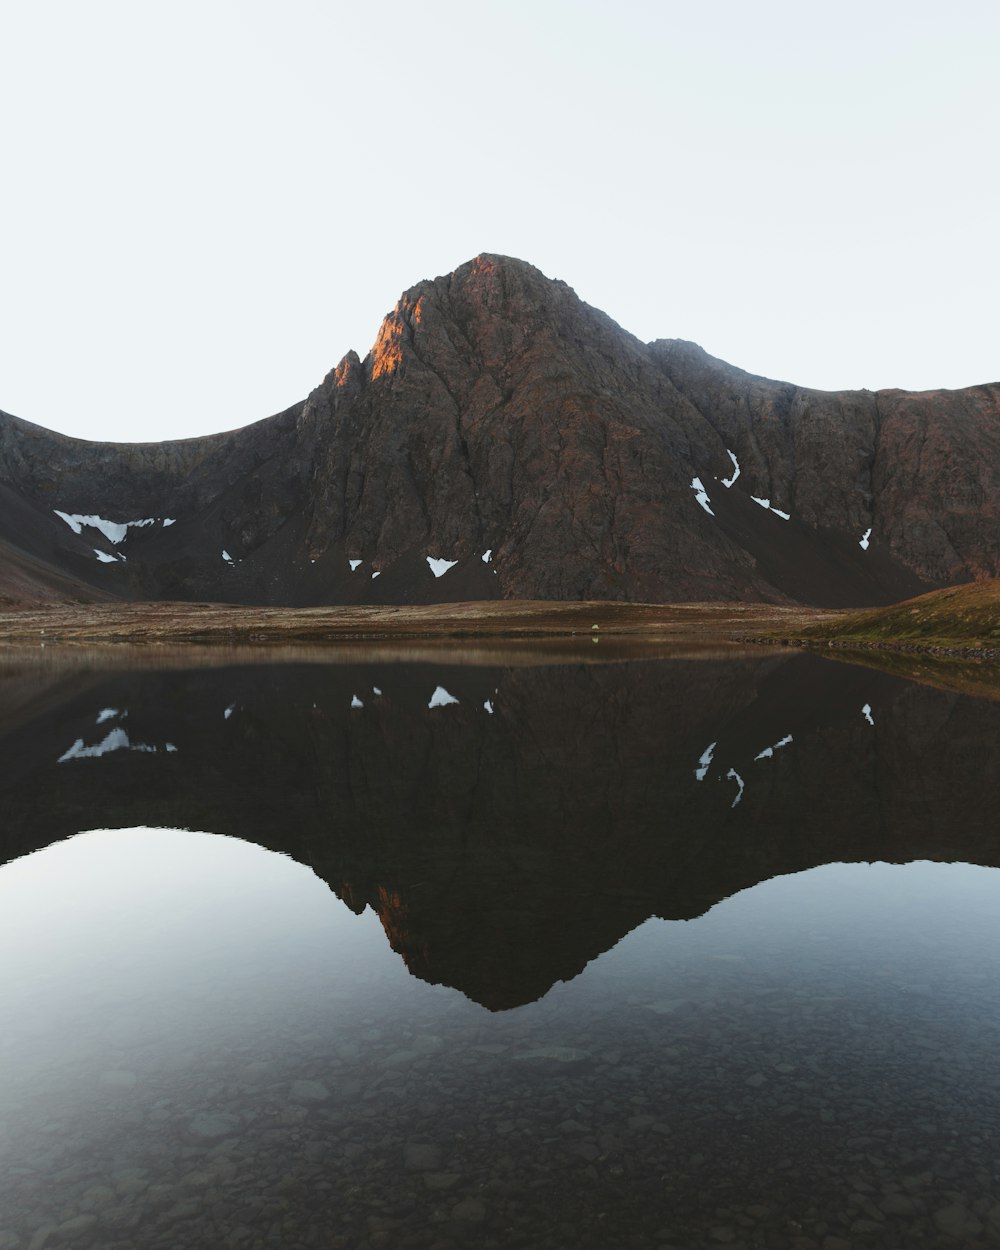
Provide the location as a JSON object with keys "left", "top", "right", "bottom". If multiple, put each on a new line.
{"left": 2, "top": 254, "right": 998, "bottom": 607}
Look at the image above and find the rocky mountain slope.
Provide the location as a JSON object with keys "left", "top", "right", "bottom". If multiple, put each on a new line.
{"left": 1, "top": 254, "right": 998, "bottom": 607}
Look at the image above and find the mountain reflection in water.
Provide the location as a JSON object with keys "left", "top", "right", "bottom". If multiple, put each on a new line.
{"left": 2, "top": 650, "right": 999, "bottom": 1010}
{"left": 2, "top": 648, "right": 1000, "bottom": 1249}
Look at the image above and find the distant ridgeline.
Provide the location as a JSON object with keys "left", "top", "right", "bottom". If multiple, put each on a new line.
{"left": 1, "top": 254, "right": 999, "bottom": 607}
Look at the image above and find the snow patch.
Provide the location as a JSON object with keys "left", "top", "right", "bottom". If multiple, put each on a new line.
{"left": 96, "top": 708, "right": 121, "bottom": 725}
{"left": 349, "top": 559, "right": 363, "bottom": 571}
{"left": 484, "top": 700, "right": 494, "bottom": 714}
{"left": 721, "top": 450, "right": 741, "bottom": 488}
{"left": 427, "top": 557, "right": 458, "bottom": 578}
{"left": 224, "top": 704, "right": 236, "bottom": 720}
{"left": 862, "top": 703, "right": 875, "bottom": 726}
{"left": 54, "top": 512, "right": 173, "bottom": 543}
{"left": 755, "top": 733, "right": 793, "bottom": 762}
{"left": 695, "top": 742, "right": 716, "bottom": 781}
{"left": 860, "top": 528, "right": 872, "bottom": 551}
{"left": 222, "top": 550, "right": 235, "bottom": 566}
{"left": 726, "top": 768, "right": 745, "bottom": 808}
{"left": 428, "top": 685, "right": 459, "bottom": 709}
{"left": 482, "top": 549, "right": 493, "bottom": 563}
{"left": 371, "top": 571, "right": 381, "bottom": 579}
{"left": 351, "top": 696, "right": 364, "bottom": 709}
{"left": 94, "top": 549, "right": 124, "bottom": 563}
{"left": 163, "top": 518, "right": 176, "bottom": 527}
{"left": 691, "top": 477, "right": 714, "bottom": 516}
{"left": 55, "top": 511, "right": 127, "bottom": 543}
{"left": 751, "top": 496, "right": 790, "bottom": 521}
{"left": 372, "top": 686, "right": 382, "bottom": 696}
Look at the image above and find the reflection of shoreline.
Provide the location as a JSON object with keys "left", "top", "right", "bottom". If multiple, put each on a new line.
{"left": 0, "top": 638, "right": 775, "bottom": 675}
{"left": 807, "top": 646, "right": 1000, "bottom": 704}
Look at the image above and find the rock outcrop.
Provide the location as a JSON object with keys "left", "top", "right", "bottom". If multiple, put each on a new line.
{"left": 1, "top": 254, "right": 998, "bottom": 606}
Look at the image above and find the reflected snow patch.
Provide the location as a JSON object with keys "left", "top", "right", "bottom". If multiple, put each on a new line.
{"left": 58, "top": 727, "right": 180, "bottom": 762}
{"left": 755, "top": 734, "right": 793, "bottom": 762}
{"left": 428, "top": 686, "right": 459, "bottom": 709}
{"left": 695, "top": 742, "right": 716, "bottom": 781}
{"left": 59, "top": 727, "right": 130, "bottom": 762}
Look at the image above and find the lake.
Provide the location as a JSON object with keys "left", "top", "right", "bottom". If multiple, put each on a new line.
{"left": 1, "top": 646, "right": 999, "bottom": 1249}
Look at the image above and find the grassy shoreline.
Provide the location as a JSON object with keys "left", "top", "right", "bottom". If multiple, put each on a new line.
{"left": 752, "top": 580, "right": 1000, "bottom": 659}
{"left": 5, "top": 585, "right": 999, "bottom": 664}
{"left": 0, "top": 599, "right": 837, "bottom": 648}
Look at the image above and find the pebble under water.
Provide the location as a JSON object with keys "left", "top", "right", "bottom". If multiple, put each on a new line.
{"left": 1, "top": 648, "right": 1000, "bottom": 1249}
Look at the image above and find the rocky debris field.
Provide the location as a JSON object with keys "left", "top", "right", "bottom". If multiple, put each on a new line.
{"left": 2, "top": 897, "right": 998, "bottom": 1250}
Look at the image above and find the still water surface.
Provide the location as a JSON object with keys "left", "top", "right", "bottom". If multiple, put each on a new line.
{"left": 1, "top": 648, "right": 1000, "bottom": 1249}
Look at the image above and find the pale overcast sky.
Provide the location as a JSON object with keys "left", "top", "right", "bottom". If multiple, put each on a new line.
{"left": 2, "top": 0, "right": 998, "bottom": 443}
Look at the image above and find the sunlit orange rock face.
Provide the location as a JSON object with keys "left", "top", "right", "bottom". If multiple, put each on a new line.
{"left": 375, "top": 885, "right": 432, "bottom": 979}
{"left": 332, "top": 351, "right": 361, "bottom": 389}
{"left": 368, "top": 298, "right": 416, "bottom": 382}
{"left": 0, "top": 252, "right": 999, "bottom": 607}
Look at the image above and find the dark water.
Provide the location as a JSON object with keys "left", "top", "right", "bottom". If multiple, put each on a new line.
{"left": 2, "top": 647, "right": 1000, "bottom": 1249}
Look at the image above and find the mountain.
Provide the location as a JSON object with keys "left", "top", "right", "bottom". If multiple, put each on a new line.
{"left": 2, "top": 254, "right": 999, "bottom": 608}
